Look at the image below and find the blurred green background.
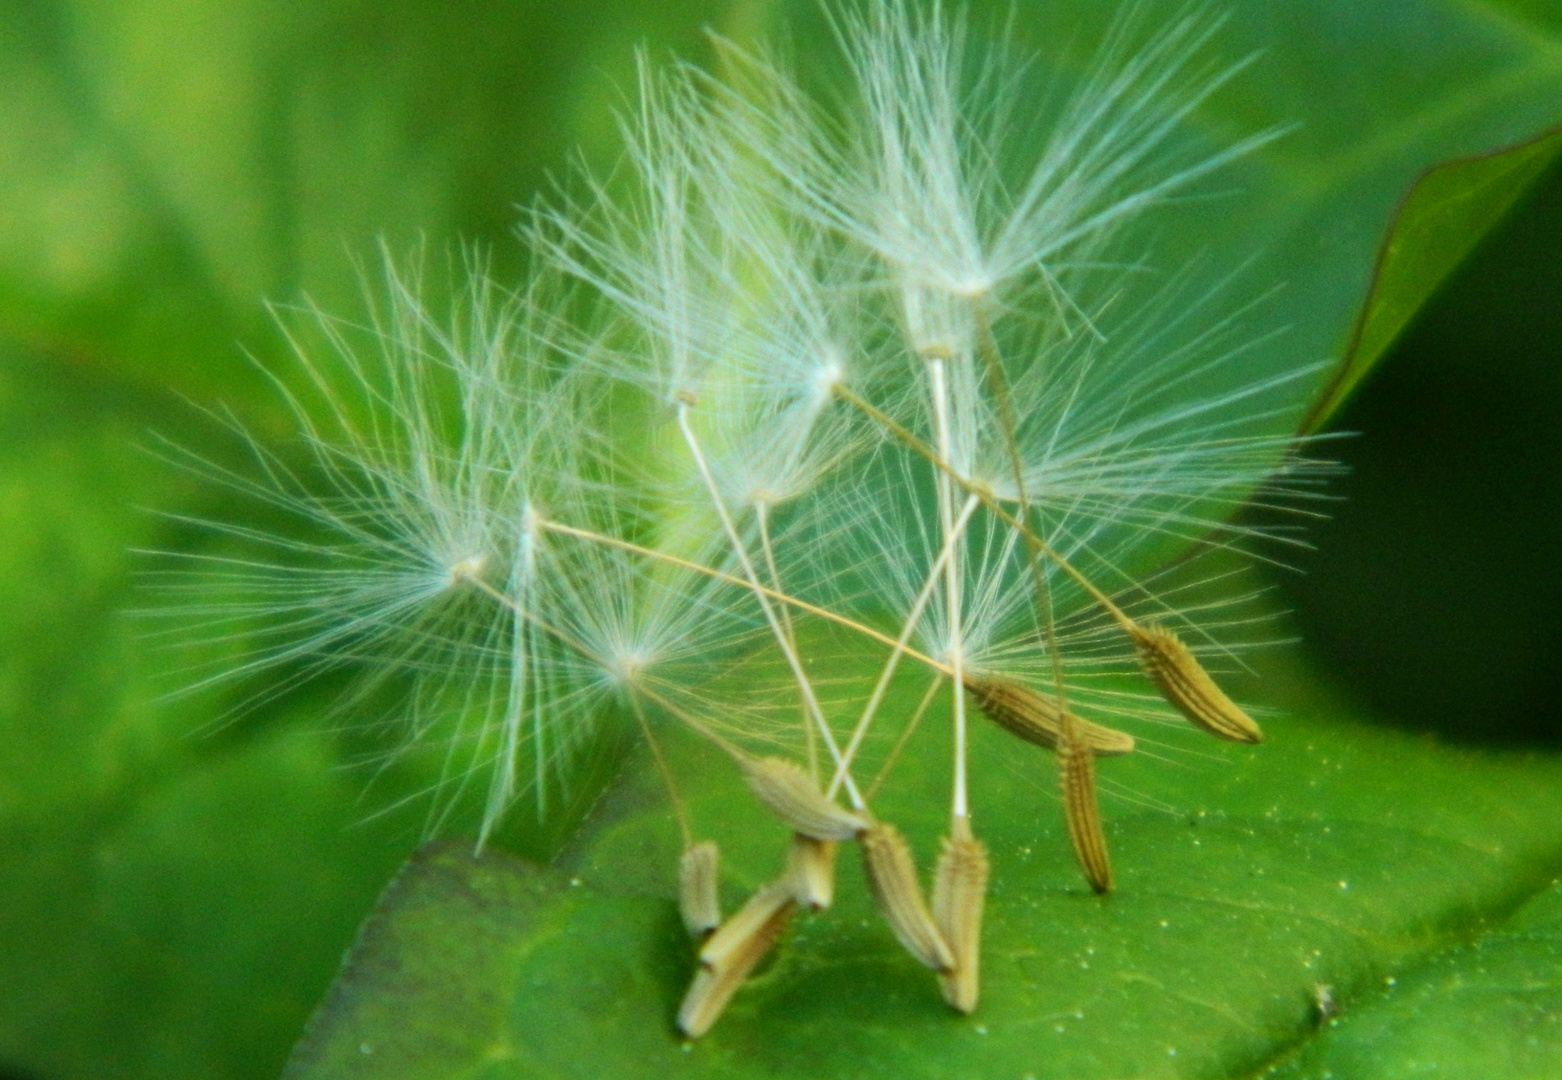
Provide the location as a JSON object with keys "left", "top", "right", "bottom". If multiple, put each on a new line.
{"left": 2, "top": 1, "right": 1561, "bottom": 1078}
{"left": 1283, "top": 159, "right": 1562, "bottom": 748}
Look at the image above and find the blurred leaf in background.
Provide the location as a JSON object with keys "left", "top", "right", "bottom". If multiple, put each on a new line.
{"left": 1287, "top": 152, "right": 1562, "bottom": 749}
{"left": 1, "top": 1, "right": 1560, "bottom": 1079}
{"left": 0, "top": 2, "right": 732, "bottom": 1077}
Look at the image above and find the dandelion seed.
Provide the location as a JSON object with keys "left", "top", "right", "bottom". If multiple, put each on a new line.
{"left": 697, "top": 878, "right": 795, "bottom": 972}
{"left": 682, "top": 880, "right": 796, "bottom": 1037}
{"left": 155, "top": 0, "right": 1340, "bottom": 1032}
{"left": 1131, "top": 622, "right": 1263, "bottom": 742}
{"left": 538, "top": 55, "right": 885, "bottom": 809}
{"left": 785, "top": 835, "right": 838, "bottom": 911}
{"left": 144, "top": 253, "right": 604, "bottom": 840}
{"left": 860, "top": 820, "right": 955, "bottom": 972}
{"left": 846, "top": 396, "right": 1280, "bottom": 762}
{"left": 1059, "top": 732, "right": 1114, "bottom": 894}
{"left": 932, "top": 814, "right": 989, "bottom": 1013}
{"left": 735, "top": 0, "right": 1322, "bottom": 825}
{"left": 723, "top": 0, "right": 1281, "bottom": 325}
{"left": 964, "top": 675, "right": 1135, "bottom": 756}
{"left": 679, "top": 841, "right": 722, "bottom": 939}
{"left": 741, "top": 756, "right": 869, "bottom": 841}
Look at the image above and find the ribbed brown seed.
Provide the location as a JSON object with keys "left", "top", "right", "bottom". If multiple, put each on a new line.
{"left": 1059, "top": 727, "right": 1113, "bottom": 894}
{"left": 679, "top": 841, "right": 721, "bottom": 939}
{"left": 931, "top": 815, "right": 989, "bottom": 1013}
{"left": 859, "top": 821, "right": 955, "bottom": 972}
{"left": 680, "top": 881, "right": 796, "bottom": 1038}
{"left": 698, "top": 879, "right": 794, "bottom": 972}
{"left": 964, "top": 675, "right": 1135, "bottom": 756}
{"left": 785, "top": 834, "right": 837, "bottom": 911}
{"left": 1131, "top": 623, "right": 1263, "bottom": 743}
{"left": 740, "top": 757, "right": 869, "bottom": 841}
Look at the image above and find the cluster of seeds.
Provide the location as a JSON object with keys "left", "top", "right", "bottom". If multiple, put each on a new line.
{"left": 154, "top": 0, "right": 1335, "bottom": 1037}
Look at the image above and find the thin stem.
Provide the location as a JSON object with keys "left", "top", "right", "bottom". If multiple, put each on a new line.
{"left": 867, "top": 673, "right": 945, "bottom": 800}
{"left": 832, "top": 382, "right": 1137, "bottom": 632}
{"left": 535, "top": 516, "right": 947, "bottom": 670}
{"left": 927, "top": 355, "right": 969, "bottom": 822}
{"left": 461, "top": 571, "right": 596, "bottom": 667}
{"left": 826, "top": 493, "right": 979, "bottom": 800}
{"left": 629, "top": 690, "right": 692, "bottom": 848}
{"left": 756, "top": 499, "right": 817, "bottom": 780}
{"left": 675, "top": 402, "right": 864, "bottom": 809}
{"left": 973, "top": 300, "right": 1070, "bottom": 709}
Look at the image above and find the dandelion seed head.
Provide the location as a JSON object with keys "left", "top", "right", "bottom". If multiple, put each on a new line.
{"left": 446, "top": 552, "right": 489, "bottom": 587}
{"left": 151, "top": 0, "right": 1336, "bottom": 871}
{"left": 810, "top": 344, "right": 847, "bottom": 402}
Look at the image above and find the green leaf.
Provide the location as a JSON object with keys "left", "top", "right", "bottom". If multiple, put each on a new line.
{"left": 0, "top": 0, "right": 732, "bottom": 406}
{"left": 1304, "top": 127, "right": 1562, "bottom": 432}
{"left": 284, "top": 843, "right": 580, "bottom": 1077}
{"left": 284, "top": 643, "right": 1562, "bottom": 1079}
{"left": 0, "top": 348, "right": 416, "bottom": 1080}
{"left": 2, "top": 2, "right": 1562, "bottom": 1079}
{"left": 0, "top": 3, "right": 734, "bottom": 1077}
{"left": 1268, "top": 877, "right": 1562, "bottom": 1079}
